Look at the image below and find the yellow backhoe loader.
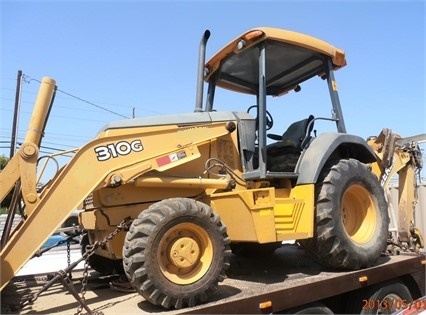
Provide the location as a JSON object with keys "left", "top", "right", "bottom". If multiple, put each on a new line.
{"left": 0, "top": 27, "right": 423, "bottom": 310}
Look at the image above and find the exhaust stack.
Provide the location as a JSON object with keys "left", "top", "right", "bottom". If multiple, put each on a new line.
{"left": 194, "top": 30, "right": 211, "bottom": 112}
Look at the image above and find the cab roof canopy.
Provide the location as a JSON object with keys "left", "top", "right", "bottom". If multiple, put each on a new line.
{"left": 204, "top": 27, "right": 346, "bottom": 96}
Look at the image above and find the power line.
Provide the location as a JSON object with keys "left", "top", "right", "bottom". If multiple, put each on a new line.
{"left": 57, "top": 89, "right": 130, "bottom": 119}
{"left": 22, "top": 74, "right": 130, "bottom": 119}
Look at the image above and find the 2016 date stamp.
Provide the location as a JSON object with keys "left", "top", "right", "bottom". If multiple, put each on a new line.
{"left": 362, "top": 299, "right": 426, "bottom": 311}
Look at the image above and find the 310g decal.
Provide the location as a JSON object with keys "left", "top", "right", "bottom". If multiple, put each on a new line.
{"left": 94, "top": 139, "right": 144, "bottom": 161}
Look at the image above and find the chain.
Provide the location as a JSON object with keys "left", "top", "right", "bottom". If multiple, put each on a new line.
{"left": 34, "top": 235, "right": 80, "bottom": 258}
{"left": 67, "top": 238, "right": 72, "bottom": 280}
{"left": 76, "top": 259, "right": 91, "bottom": 315}
{"left": 75, "top": 217, "right": 131, "bottom": 315}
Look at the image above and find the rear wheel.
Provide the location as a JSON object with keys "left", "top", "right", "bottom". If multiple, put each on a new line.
{"left": 303, "top": 158, "right": 389, "bottom": 270}
{"left": 123, "top": 198, "right": 231, "bottom": 309}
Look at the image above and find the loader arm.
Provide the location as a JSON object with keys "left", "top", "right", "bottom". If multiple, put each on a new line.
{"left": 368, "top": 129, "right": 425, "bottom": 246}
{"left": 0, "top": 77, "right": 55, "bottom": 210}
{"left": 0, "top": 79, "right": 234, "bottom": 290}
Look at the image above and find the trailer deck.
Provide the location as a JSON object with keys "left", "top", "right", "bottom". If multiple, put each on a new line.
{"left": 2, "top": 244, "right": 425, "bottom": 314}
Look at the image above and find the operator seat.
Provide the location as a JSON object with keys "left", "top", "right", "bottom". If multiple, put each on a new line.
{"left": 267, "top": 115, "right": 315, "bottom": 172}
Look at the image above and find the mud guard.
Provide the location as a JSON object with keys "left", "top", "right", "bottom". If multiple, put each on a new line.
{"left": 296, "top": 133, "right": 377, "bottom": 185}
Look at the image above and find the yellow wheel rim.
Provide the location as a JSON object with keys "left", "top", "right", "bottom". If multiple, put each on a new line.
{"left": 158, "top": 223, "right": 213, "bottom": 285}
{"left": 341, "top": 184, "right": 377, "bottom": 244}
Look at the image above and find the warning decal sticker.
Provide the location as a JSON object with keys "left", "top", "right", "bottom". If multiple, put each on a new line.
{"left": 156, "top": 151, "right": 187, "bottom": 167}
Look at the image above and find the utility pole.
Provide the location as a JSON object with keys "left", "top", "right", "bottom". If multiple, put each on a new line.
{"left": 10, "top": 70, "right": 22, "bottom": 158}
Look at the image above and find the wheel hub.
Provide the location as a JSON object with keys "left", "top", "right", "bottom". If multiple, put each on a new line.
{"left": 341, "top": 184, "right": 377, "bottom": 244}
{"left": 158, "top": 222, "right": 214, "bottom": 284}
{"left": 169, "top": 237, "right": 201, "bottom": 268}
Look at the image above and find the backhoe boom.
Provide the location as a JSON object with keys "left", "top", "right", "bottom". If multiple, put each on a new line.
{"left": 368, "top": 129, "right": 425, "bottom": 248}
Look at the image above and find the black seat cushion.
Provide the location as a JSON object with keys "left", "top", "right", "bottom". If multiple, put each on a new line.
{"left": 267, "top": 115, "right": 314, "bottom": 154}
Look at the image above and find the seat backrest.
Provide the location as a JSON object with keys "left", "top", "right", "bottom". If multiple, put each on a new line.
{"left": 281, "top": 115, "right": 314, "bottom": 150}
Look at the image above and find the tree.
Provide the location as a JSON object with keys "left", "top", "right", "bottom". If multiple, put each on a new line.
{"left": 0, "top": 155, "right": 9, "bottom": 170}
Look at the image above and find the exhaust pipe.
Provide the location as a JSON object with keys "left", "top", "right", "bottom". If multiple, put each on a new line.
{"left": 194, "top": 30, "right": 211, "bottom": 113}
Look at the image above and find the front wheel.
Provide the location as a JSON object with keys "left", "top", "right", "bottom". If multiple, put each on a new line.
{"left": 303, "top": 158, "right": 389, "bottom": 270}
{"left": 123, "top": 198, "right": 231, "bottom": 309}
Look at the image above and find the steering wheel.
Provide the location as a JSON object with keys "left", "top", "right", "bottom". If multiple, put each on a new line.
{"left": 247, "top": 105, "right": 274, "bottom": 130}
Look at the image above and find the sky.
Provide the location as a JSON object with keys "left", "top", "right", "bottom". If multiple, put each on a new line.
{"left": 0, "top": 0, "right": 425, "bottom": 181}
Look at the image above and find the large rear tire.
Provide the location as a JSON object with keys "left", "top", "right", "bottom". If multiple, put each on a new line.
{"left": 303, "top": 158, "right": 389, "bottom": 270}
{"left": 123, "top": 198, "right": 231, "bottom": 309}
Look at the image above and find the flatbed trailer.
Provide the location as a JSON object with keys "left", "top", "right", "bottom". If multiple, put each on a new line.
{"left": 2, "top": 244, "right": 425, "bottom": 314}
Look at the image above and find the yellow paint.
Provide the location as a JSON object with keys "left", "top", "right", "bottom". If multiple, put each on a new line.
{"left": 211, "top": 185, "right": 315, "bottom": 243}
{"left": 274, "top": 184, "right": 315, "bottom": 241}
{"left": 341, "top": 184, "right": 377, "bottom": 244}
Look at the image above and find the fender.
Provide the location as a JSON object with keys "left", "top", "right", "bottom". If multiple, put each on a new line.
{"left": 296, "top": 133, "right": 377, "bottom": 185}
